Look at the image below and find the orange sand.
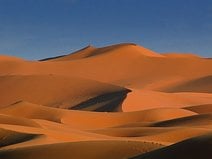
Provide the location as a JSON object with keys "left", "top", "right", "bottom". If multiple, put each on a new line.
{"left": 0, "top": 43, "right": 212, "bottom": 159}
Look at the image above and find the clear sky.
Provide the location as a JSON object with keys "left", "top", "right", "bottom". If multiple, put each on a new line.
{"left": 0, "top": 0, "right": 211, "bottom": 59}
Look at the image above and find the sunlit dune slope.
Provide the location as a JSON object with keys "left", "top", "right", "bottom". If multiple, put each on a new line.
{"left": 0, "top": 74, "right": 129, "bottom": 111}
{"left": 0, "top": 114, "right": 40, "bottom": 127}
{"left": 122, "top": 89, "right": 212, "bottom": 111}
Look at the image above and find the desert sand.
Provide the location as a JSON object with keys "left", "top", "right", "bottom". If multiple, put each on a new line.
{"left": 0, "top": 43, "right": 212, "bottom": 159}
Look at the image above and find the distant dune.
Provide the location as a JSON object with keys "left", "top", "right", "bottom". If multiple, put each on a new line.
{"left": 0, "top": 43, "right": 212, "bottom": 158}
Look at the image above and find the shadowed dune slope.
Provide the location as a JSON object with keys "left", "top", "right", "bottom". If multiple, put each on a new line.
{"left": 0, "top": 128, "right": 41, "bottom": 147}
{"left": 70, "top": 90, "right": 129, "bottom": 112}
{"left": 131, "top": 133, "right": 212, "bottom": 159}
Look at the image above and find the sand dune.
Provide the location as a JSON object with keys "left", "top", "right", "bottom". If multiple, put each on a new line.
{"left": 0, "top": 43, "right": 211, "bottom": 90}
{"left": 139, "top": 127, "right": 212, "bottom": 143}
{"left": 0, "top": 140, "right": 163, "bottom": 159}
{"left": 0, "top": 74, "right": 128, "bottom": 110}
{"left": 40, "top": 43, "right": 164, "bottom": 62}
{"left": 162, "top": 75, "right": 212, "bottom": 93}
{"left": 0, "top": 43, "right": 211, "bottom": 158}
{"left": 0, "top": 101, "right": 196, "bottom": 129}
{"left": 184, "top": 104, "right": 212, "bottom": 114}
{"left": 122, "top": 89, "right": 212, "bottom": 111}
{"left": 0, "top": 114, "right": 40, "bottom": 127}
{"left": 0, "top": 128, "right": 41, "bottom": 147}
{"left": 131, "top": 133, "right": 212, "bottom": 159}
{"left": 91, "top": 126, "right": 212, "bottom": 144}
{"left": 151, "top": 113, "right": 212, "bottom": 127}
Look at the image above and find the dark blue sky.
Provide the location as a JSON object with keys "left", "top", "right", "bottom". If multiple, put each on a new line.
{"left": 0, "top": 0, "right": 211, "bottom": 59}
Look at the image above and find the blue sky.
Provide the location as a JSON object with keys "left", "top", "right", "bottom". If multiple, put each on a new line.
{"left": 0, "top": 0, "right": 211, "bottom": 59}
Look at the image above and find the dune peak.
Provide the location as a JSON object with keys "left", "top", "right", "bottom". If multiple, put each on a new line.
{"left": 39, "top": 43, "right": 165, "bottom": 61}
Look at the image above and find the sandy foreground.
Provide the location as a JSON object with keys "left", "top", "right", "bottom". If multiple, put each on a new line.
{"left": 0, "top": 43, "right": 212, "bottom": 159}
